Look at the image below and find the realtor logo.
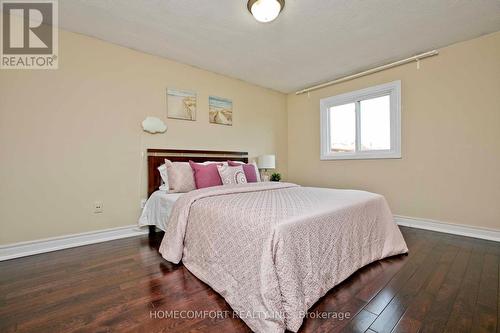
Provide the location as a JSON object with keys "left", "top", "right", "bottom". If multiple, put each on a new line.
{"left": 1, "top": 0, "right": 58, "bottom": 69}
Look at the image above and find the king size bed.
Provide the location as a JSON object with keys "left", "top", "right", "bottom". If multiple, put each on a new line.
{"left": 141, "top": 149, "right": 408, "bottom": 333}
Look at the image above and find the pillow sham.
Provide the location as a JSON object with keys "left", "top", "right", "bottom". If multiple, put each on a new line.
{"left": 227, "top": 160, "right": 259, "bottom": 182}
{"left": 217, "top": 165, "right": 248, "bottom": 185}
{"left": 189, "top": 161, "right": 223, "bottom": 189}
{"left": 157, "top": 164, "right": 169, "bottom": 191}
{"left": 165, "top": 159, "right": 196, "bottom": 193}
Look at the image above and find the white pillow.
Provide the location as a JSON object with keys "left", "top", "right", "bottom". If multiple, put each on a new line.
{"left": 157, "top": 164, "right": 169, "bottom": 191}
{"left": 202, "top": 161, "right": 228, "bottom": 166}
{"left": 217, "top": 165, "right": 248, "bottom": 185}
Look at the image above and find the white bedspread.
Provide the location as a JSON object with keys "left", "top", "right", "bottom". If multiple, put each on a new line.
{"left": 159, "top": 182, "right": 408, "bottom": 333}
{"left": 138, "top": 191, "right": 182, "bottom": 231}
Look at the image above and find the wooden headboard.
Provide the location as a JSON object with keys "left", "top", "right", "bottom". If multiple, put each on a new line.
{"left": 147, "top": 149, "right": 249, "bottom": 197}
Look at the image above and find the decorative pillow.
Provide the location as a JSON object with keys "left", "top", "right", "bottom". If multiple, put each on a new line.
{"left": 189, "top": 161, "right": 222, "bottom": 189}
{"left": 227, "top": 160, "right": 258, "bottom": 182}
{"left": 217, "top": 165, "right": 248, "bottom": 185}
{"left": 157, "top": 164, "right": 169, "bottom": 190}
{"left": 165, "top": 159, "right": 196, "bottom": 193}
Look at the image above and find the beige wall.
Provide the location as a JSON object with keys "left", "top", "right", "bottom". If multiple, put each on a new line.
{"left": 287, "top": 32, "right": 500, "bottom": 230}
{"left": 0, "top": 27, "right": 287, "bottom": 244}
{"left": 1, "top": 22, "right": 499, "bottom": 246}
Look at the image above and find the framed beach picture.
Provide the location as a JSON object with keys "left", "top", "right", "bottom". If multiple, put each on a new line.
{"left": 209, "top": 96, "right": 233, "bottom": 126}
{"left": 167, "top": 88, "right": 196, "bottom": 121}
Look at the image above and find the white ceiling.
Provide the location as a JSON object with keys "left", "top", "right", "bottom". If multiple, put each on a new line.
{"left": 59, "top": 0, "right": 500, "bottom": 93}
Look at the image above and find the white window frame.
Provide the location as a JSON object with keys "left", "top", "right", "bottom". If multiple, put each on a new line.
{"left": 320, "top": 80, "right": 401, "bottom": 160}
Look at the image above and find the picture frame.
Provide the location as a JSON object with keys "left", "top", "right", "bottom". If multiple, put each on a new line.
{"left": 209, "top": 96, "right": 233, "bottom": 126}
{"left": 167, "top": 88, "right": 197, "bottom": 121}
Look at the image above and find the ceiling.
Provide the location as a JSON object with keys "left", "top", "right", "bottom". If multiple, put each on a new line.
{"left": 59, "top": 0, "right": 500, "bottom": 93}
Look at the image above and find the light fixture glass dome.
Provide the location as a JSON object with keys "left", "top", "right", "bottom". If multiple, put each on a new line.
{"left": 248, "top": 0, "right": 284, "bottom": 23}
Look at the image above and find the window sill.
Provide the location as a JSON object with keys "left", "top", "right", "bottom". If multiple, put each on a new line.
{"left": 320, "top": 151, "right": 401, "bottom": 160}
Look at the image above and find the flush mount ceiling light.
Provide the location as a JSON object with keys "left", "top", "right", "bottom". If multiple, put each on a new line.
{"left": 247, "top": 0, "right": 285, "bottom": 23}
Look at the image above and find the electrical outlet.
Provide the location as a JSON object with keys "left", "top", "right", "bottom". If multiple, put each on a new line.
{"left": 140, "top": 199, "right": 147, "bottom": 209}
{"left": 94, "top": 201, "right": 103, "bottom": 214}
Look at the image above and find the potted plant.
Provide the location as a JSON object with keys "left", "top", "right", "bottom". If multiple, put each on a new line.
{"left": 270, "top": 172, "right": 282, "bottom": 182}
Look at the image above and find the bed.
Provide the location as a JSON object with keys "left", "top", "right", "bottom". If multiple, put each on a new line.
{"left": 144, "top": 149, "right": 408, "bottom": 333}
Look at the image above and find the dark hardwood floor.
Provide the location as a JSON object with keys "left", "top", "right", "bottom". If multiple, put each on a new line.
{"left": 0, "top": 227, "right": 498, "bottom": 333}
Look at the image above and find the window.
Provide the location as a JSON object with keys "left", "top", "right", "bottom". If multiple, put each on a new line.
{"left": 320, "top": 81, "right": 401, "bottom": 160}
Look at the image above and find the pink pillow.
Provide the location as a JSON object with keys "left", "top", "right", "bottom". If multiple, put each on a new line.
{"left": 228, "top": 161, "right": 258, "bottom": 182}
{"left": 189, "top": 161, "right": 222, "bottom": 189}
{"left": 165, "top": 160, "right": 196, "bottom": 193}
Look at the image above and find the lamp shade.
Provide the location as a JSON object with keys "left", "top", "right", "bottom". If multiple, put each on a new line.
{"left": 257, "top": 155, "right": 275, "bottom": 169}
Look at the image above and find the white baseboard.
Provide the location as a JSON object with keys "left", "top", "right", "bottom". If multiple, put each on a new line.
{"left": 395, "top": 215, "right": 500, "bottom": 242}
{"left": 0, "top": 225, "right": 149, "bottom": 261}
